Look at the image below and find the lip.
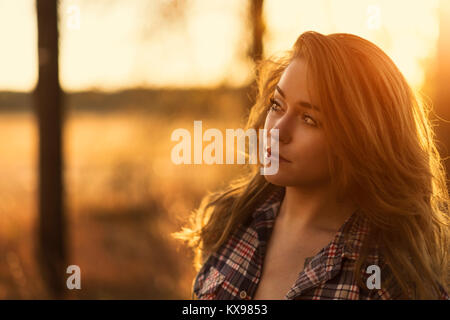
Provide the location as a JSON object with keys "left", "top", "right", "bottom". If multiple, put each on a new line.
{"left": 278, "top": 155, "right": 291, "bottom": 163}
{"left": 266, "top": 147, "right": 291, "bottom": 163}
{"left": 276, "top": 154, "right": 291, "bottom": 163}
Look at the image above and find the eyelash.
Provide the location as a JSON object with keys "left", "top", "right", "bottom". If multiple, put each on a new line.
{"left": 268, "top": 97, "right": 317, "bottom": 127}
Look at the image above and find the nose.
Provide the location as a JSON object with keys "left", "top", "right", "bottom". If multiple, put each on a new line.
{"left": 270, "top": 114, "right": 293, "bottom": 145}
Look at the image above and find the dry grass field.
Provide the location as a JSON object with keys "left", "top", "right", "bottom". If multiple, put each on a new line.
{"left": 0, "top": 100, "right": 248, "bottom": 299}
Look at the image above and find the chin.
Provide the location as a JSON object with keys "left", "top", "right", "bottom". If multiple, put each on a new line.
{"left": 263, "top": 171, "right": 329, "bottom": 188}
{"left": 263, "top": 172, "right": 293, "bottom": 186}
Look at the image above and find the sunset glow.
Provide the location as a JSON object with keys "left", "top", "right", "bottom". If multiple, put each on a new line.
{"left": 0, "top": 0, "right": 442, "bottom": 91}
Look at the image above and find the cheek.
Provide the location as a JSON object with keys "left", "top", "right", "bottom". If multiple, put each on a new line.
{"left": 292, "top": 133, "right": 329, "bottom": 170}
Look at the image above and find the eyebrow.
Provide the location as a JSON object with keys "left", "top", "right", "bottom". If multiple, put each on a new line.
{"left": 275, "top": 85, "right": 320, "bottom": 112}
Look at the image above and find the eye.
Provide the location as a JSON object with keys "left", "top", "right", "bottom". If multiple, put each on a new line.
{"left": 268, "top": 97, "right": 319, "bottom": 127}
{"left": 268, "top": 97, "right": 282, "bottom": 113}
{"left": 302, "top": 113, "right": 317, "bottom": 126}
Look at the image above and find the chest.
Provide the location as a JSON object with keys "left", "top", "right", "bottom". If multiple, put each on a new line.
{"left": 253, "top": 227, "right": 335, "bottom": 300}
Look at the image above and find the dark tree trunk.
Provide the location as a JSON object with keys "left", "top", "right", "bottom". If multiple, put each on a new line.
{"left": 248, "top": 0, "right": 265, "bottom": 63}
{"left": 246, "top": 0, "right": 265, "bottom": 110}
{"left": 35, "top": 0, "right": 66, "bottom": 298}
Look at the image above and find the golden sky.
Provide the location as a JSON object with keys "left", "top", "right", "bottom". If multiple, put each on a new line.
{"left": 0, "top": 0, "right": 441, "bottom": 92}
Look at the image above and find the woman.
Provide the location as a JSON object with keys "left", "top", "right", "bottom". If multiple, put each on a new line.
{"left": 172, "top": 31, "right": 449, "bottom": 300}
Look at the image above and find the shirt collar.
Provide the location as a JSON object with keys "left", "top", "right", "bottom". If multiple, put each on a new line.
{"left": 251, "top": 186, "right": 377, "bottom": 264}
{"left": 249, "top": 186, "right": 382, "bottom": 299}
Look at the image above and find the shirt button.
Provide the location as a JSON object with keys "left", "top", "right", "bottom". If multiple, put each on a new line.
{"left": 240, "top": 290, "right": 247, "bottom": 299}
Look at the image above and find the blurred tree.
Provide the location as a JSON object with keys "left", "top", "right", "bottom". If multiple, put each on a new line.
{"left": 248, "top": 0, "right": 265, "bottom": 63}
{"left": 35, "top": 0, "right": 67, "bottom": 298}
{"left": 245, "top": 0, "right": 266, "bottom": 111}
{"left": 139, "top": 0, "right": 190, "bottom": 42}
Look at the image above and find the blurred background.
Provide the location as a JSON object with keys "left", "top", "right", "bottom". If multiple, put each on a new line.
{"left": 0, "top": 0, "right": 449, "bottom": 299}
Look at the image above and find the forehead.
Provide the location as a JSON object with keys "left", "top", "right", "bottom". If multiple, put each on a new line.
{"left": 276, "top": 58, "right": 316, "bottom": 104}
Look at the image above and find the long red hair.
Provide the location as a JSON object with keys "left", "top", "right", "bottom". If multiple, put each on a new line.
{"left": 173, "top": 31, "right": 449, "bottom": 299}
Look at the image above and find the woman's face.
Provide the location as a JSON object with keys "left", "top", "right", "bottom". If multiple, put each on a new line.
{"left": 263, "top": 58, "right": 331, "bottom": 187}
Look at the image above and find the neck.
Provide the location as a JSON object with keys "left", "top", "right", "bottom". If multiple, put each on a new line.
{"left": 277, "top": 184, "right": 358, "bottom": 232}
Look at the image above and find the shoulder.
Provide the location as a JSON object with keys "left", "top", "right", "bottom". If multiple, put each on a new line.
{"left": 191, "top": 192, "right": 278, "bottom": 300}
{"left": 191, "top": 222, "right": 257, "bottom": 300}
{"left": 306, "top": 212, "right": 408, "bottom": 300}
{"left": 192, "top": 263, "right": 227, "bottom": 300}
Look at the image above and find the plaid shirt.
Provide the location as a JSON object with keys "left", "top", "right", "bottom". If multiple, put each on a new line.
{"left": 192, "top": 187, "right": 449, "bottom": 300}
